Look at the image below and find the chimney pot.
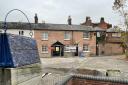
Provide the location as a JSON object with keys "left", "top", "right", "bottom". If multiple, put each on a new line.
{"left": 100, "top": 17, "right": 104, "bottom": 23}
{"left": 34, "top": 13, "right": 38, "bottom": 24}
{"left": 68, "top": 16, "right": 72, "bottom": 25}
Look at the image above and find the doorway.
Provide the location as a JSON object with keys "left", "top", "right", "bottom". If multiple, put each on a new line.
{"left": 51, "top": 41, "right": 64, "bottom": 56}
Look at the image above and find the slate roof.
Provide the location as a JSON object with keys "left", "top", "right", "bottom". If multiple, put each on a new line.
{"left": 0, "top": 33, "right": 40, "bottom": 68}
{"left": 51, "top": 41, "right": 64, "bottom": 46}
{"left": 0, "top": 22, "right": 105, "bottom": 32}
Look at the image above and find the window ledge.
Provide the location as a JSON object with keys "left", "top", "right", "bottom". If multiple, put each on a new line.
{"left": 83, "top": 38, "right": 90, "bottom": 40}
{"left": 42, "top": 39, "right": 48, "bottom": 41}
{"left": 64, "top": 39, "right": 70, "bottom": 40}
{"left": 41, "top": 52, "right": 48, "bottom": 53}
{"left": 83, "top": 51, "right": 90, "bottom": 52}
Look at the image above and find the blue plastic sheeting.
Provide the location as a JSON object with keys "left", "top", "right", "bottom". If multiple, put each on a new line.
{"left": 0, "top": 33, "right": 40, "bottom": 68}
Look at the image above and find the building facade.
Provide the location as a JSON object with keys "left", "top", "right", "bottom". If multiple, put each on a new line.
{"left": 34, "top": 24, "right": 98, "bottom": 57}
{"left": 0, "top": 21, "right": 124, "bottom": 57}
{"left": 98, "top": 29, "right": 123, "bottom": 56}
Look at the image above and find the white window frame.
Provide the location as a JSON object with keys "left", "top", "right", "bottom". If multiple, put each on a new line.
{"left": 83, "top": 44, "right": 90, "bottom": 52}
{"left": 42, "top": 32, "right": 48, "bottom": 40}
{"left": 64, "top": 32, "right": 71, "bottom": 40}
{"left": 42, "top": 45, "right": 48, "bottom": 53}
{"left": 83, "top": 32, "right": 90, "bottom": 39}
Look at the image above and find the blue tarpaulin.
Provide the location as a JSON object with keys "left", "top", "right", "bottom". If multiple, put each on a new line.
{"left": 0, "top": 33, "right": 40, "bottom": 68}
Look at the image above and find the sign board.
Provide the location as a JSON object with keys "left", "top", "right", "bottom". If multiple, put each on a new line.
{"left": 65, "top": 45, "right": 76, "bottom": 52}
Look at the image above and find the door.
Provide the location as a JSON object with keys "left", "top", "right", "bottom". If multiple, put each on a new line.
{"left": 52, "top": 46, "right": 61, "bottom": 56}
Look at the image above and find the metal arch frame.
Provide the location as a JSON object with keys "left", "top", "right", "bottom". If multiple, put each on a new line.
{"left": 3, "top": 9, "right": 33, "bottom": 37}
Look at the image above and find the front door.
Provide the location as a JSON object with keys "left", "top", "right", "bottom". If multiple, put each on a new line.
{"left": 55, "top": 46, "right": 60, "bottom": 56}
{"left": 52, "top": 46, "right": 63, "bottom": 56}
{"left": 51, "top": 41, "right": 64, "bottom": 57}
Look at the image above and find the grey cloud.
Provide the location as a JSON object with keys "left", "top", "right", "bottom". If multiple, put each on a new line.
{"left": 0, "top": 0, "right": 120, "bottom": 25}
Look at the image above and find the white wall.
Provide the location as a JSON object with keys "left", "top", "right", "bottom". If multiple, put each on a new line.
{"left": 0, "top": 29, "right": 34, "bottom": 38}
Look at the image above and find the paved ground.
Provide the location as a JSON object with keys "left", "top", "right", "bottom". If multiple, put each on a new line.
{"left": 19, "top": 55, "right": 128, "bottom": 85}
{"left": 41, "top": 55, "right": 128, "bottom": 77}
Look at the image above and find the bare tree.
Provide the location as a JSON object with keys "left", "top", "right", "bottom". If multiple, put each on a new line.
{"left": 113, "top": 0, "right": 128, "bottom": 57}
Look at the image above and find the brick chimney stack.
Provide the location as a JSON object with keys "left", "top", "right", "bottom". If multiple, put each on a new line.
{"left": 85, "top": 16, "right": 92, "bottom": 26}
{"left": 100, "top": 17, "right": 105, "bottom": 23}
{"left": 68, "top": 16, "right": 72, "bottom": 25}
{"left": 34, "top": 13, "right": 38, "bottom": 24}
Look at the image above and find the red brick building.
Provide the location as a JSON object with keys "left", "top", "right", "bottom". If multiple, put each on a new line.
{"left": 34, "top": 24, "right": 103, "bottom": 57}
{"left": 98, "top": 28, "right": 123, "bottom": 56}
{"left": 81, "top": 17, "right": 123, "bottom": 56}
{"left": 81, "top": 16, "right": 112, "bottom": 29}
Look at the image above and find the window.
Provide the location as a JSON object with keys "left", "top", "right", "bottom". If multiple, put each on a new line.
{"left": 19, "top": 31, "right": 24, "bottom": 35}
{"left": 42, "top": 45, "right": 48, "bottom": 53}
{"left": 42, "top": 32, "right": 48, "bottom": 40}
{"left": 64, "top": 45, "right": 70, "bottom": 52}
{"left": 112, "top": 33, "right": 121, "bottom": 37}
{"left": 83, "top": 32, "right": 90, "bottom": 39}
{"left": 64, "top": 32, "right": 71, "bottom": 40}
{"left": 83, "top": 44, "right": 89, "bottom": 52}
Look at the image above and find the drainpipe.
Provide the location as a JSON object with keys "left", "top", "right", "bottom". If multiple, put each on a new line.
{"left": 96, "top": 32, "right": 98, "bottom": 56}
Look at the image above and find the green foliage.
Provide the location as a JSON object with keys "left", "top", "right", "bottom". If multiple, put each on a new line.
{"left": 97, "top": 32, "right": 106, "bottom": 43}
{"left": 113, "top": 0, "right": 128, "bottom": 58}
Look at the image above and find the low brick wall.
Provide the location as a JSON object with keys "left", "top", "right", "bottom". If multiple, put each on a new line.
{"left": 69, "top": 78, "right": 127, "bottom": 85}
{"left": 57, "top": 74, "right": 128, "bottom": 85}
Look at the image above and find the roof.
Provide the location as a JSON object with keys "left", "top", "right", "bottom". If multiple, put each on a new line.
{"left": 0, "top": 33, "right": 40, "bottom": 68}
{"left": 106, "top": 28, "right": 123, "bottom": 33}
{"left": 51, "top": 41, "right": 64, "bottom": 46}
{"left": 0, "top": 22, "right": 105, "bottom": 32}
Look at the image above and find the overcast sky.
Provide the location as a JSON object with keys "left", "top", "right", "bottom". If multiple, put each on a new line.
{"left": 0, "top": 0, "right": 121, "bottom": 26}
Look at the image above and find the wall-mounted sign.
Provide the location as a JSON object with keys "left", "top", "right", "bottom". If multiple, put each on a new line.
{"left": 65, "top": 45, "right": 76, "bottom": 52}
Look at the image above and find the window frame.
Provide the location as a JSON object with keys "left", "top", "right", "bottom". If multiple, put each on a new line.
{"left": 83, "top": 44, "right": 90, "bottom": 52}
{"left": 64, "top": 31, "right": 71, "bottom": 40}
{"left": 42, "top": 45, "right": 48, "bottom": 53}
{"left": 42, "top": 32, "right": 48, "bottom": 40}
{"left": 83, "top": 32, "right": 90, "bottom": 39}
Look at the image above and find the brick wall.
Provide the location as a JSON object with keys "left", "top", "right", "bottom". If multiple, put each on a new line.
{"left": 67, "top": 78, "right": 127, "bottom": 85}
{"left": 34, "top": 30, "right": 96, "bottom": 57}
{"left": 99, "top": 43, "right": 123, "bottom": 56}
